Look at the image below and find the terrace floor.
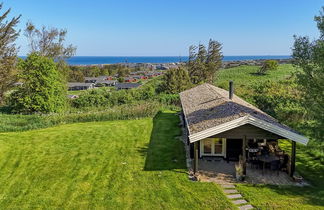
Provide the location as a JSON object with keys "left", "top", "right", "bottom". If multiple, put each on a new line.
{"left": 196, "top": 157, "right": 295, "bottom": 185}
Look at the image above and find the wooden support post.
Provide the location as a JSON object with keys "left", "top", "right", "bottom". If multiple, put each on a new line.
{"left": 290, "top": 140, "right": 296, "bottom": 177}
{"left": 193, "top": 142, "right": 199, "bottom": 174}
{"left": 242, "top": 136, "right": 247, "bottom": 175}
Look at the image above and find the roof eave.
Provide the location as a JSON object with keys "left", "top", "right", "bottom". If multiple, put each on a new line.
{"left": 188, "top": 115, "right": 309, "bottom": 145}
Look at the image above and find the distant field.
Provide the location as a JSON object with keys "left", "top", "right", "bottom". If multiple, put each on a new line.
{"left": 215, "top": 64, "right": 296, "bottom": 98}
{"left": 0, "top": 112, "right": 234, "bottom": 209}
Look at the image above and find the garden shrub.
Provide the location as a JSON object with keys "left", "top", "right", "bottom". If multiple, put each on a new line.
{"left": 257, "top": 60, "right": 279, "bottom": 75}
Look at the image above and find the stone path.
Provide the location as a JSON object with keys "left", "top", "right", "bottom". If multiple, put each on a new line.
{"left": 221, "top": 183, "right": 254, "bottom": 210}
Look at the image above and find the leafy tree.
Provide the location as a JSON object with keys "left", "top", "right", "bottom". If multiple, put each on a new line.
{"left": 7, "top": 53, "right": 67, "bottom": 113}
{"left": 24, "top": 22, "right": 76, "bottom": 60}
{"left": 206, "top": 39, "right": 223, "bottom": 82}
{"left": 0, "top": 4, "right": 20, "bottom": 103}
{"left": 257, "top": 60, "right": 278, "bottom": 75}
{"left": 160, "top": 67, "right": 192, "bottom": 94}
{"left": 99, "top": 67, "right": 109, "bottom": 76}
{"left": 188, "top": 39, "right": 223, "bottom": 84}
{"left": 117, "top": 66, "right": 130, "bottom": 77}
{"left": 188, "top": 45, "right": 200, "bottom": 84}
{"left": 292, "top": 7, "right": 324, "bottom": 139}
{"left": 117, "top": 77, "right": 124, "bottom": 83}
{"left": 252, "top": 80, "right": 305, "bottom": 126}
{"left": 197, "top": 43, "right": 207, "bottom": 63}
{"left": 68, "top": 69, "right": 85, "bottom": 82}
{"left": 91, "top": 66, "right": 101, "bottom": 77}
{"left": 24, "top": 22, "right": 76, "bottom": 81}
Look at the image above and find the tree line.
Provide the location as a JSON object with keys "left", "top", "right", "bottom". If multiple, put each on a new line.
{"left": 69, "top": 64, "right": 132, "bottom": 82}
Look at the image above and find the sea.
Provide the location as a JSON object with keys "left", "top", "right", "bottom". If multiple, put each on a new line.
{"left": 65, "top": 55, "right": 291, "bottom": 65}
{"left": 19, "top": 55, "right": 291, "bottom": 65}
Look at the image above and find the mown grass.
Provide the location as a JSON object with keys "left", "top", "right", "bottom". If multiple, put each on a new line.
{"left": 0, "top": 111, "right": 235, "bottom": 209}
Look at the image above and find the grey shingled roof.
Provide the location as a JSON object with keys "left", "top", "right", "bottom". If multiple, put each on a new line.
{"left": 68, "top": 83, "right": 94, "bottom": 87}
{"left": 116, "top": 83, "right": 141, "bottom": 89}
{"left": 180, "top": 83, "right": 299, "bottom": 135}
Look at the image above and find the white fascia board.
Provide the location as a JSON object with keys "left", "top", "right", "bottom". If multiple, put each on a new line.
{"left": 188, "top": 115, "right": 309, "bottom": 145}
{"left": 189, "top": 116, "right": 249, "bottom": 143}
{"left": 246, "top": 116, "right": 309, "bottom": 145}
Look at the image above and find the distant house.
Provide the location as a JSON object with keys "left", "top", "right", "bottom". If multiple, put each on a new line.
{"left": 180, "top": 82, "right": 308, "bottom": 179}
{"left": 67, "top": 95, "right": 79, "bottom": 99}
{"left": 156, "top": 64, "right": 169, "bottom": 70}
{"left": 145, "top": 73, "right": 155, "bottom": 78}
{"left": 115, "top": 83, "right": 141, "bottom": 90}
{"left": 132, "top": 75, "right": 147, "bottom": 80}
{"left": 154, "top": 71, "right": 163, "bottom": 76}
{"left": 124, "top": 77, "right": 137, "bottom": 83}
{"left": 145, "top": 71, "right": 162, "bottom": 78}
{"left": 84, "top": 77, "right": 99, "bottom": 83}
{"left": 84, "top": 76, "right": 117, "bottom": 87}
{"left": 68, "top": 83, "right": 95, "bottom": 91}
{"left": 84, "top": 76, "right": 109, "bottom": 83}
{"left": 106, "top": 76, "right": 114, "bottom": 80}
{"left": 95, "top": 80, "right": 117, "bottom": 87}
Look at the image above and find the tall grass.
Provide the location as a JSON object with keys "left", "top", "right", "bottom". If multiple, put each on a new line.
{"left": 0, "top": 101, "right": 166, "bottom": 133}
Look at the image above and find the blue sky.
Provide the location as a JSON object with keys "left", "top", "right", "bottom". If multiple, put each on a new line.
{"left": 4, "top": 0, "right": 323, "bottom": 56}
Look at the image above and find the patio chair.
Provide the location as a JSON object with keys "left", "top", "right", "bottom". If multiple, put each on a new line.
{"left": 274, "top": 144, "right": 284, "bottom": 156}
{"left": 270, "top": 160, "right": 280, "bottom": 176}
{"left": 260, "top": 148, "right": 269, "bottom": 156}
{"left": 280, "top": 154, "right": 289, "bottom": 172}
{"left": 268, "top": 143, "right": 276, "bottom": 153}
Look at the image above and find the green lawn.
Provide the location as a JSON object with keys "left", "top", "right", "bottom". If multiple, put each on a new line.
{"left": 216, "top": 64, "right": 296, "bottom": 87}
{"left": 0, "top": 111, "right": 235, "bottom": 209}
{"left": 236, "top": 183, "right": 324, "bottom": 210}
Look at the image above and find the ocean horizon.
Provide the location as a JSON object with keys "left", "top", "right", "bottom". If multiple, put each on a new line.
{"left": 19, "top": 55, "right": 291, "bottom": 65}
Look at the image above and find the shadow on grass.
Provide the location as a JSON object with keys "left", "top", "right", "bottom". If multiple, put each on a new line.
{"left": 138, "top": 111, "right": 187, "bottom": 171}
{"left": 249, "top": 72, "right": 268, "bottom": 76}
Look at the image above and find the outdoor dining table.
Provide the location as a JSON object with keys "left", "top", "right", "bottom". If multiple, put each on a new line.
{"left": 258, "top": 155, "right": 280, "bottom": 175}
